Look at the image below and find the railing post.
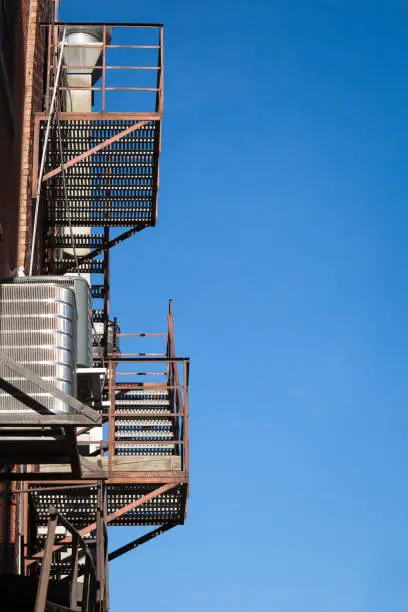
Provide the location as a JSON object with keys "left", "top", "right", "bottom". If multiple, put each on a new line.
{"left": 183, "top": 359, "right": 189, "bottom": 477}
{"left": 45, "top": 24, "right": 52, "bottom": 112}
{"left": 103, "top": 227, "right": 110, "bottom": 358}
{"left": 34, "top": 507, "right": 57, "bottom": 612}
{"left": 156, "top": 26, "right": 164, "bottom": 115}
{"left": 102, "top": 480, "right": 109, "bottom": 611}
{"left": 81, "top": 556, "right": 91, "bottom": 612}
{"left": 96, "top": 481, "right": 105, "bottom": 608}
{"left": 70, "top": 531, "right": 80, "bottom": 610}
{"left": 108, "top": 361, "right": 116, "bottom": 477}
{"left": 102, "top": 25, "right": 106, "bottom": 113}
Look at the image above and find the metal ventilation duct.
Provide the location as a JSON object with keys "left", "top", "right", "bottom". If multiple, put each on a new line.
{"left": 62, "top": 25, "right": 112, "bottom": 111}
{"left": 63, "top": 27, "right": 104, "bottom": 78}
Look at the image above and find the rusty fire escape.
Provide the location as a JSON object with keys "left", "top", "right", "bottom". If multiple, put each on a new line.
{"left": 0, "top": 19, "right": 189, "bottom": 612}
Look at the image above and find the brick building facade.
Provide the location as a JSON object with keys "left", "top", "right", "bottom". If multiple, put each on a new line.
{"left": 0, "top": 0, "right": 55, "bottom": 573}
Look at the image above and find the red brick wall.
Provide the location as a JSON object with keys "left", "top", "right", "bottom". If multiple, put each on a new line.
{"left": 0, "top": 0, "right": 29, "bottom": 570}
{"left": 0, "top": 0, "right": 29, "bottom": 277}
{"left": 17, "top": 0, "right": 52, "bottom": 273}
{"left": 0, "top": 0, "right": 54, "bottom": 574}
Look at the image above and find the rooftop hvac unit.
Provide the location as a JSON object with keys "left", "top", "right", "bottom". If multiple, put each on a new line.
{"left": 0, "top": 280, "right": 77, "bottom": 414}
{"left": 3, "top": 276, "right": 92, "bottom": 368}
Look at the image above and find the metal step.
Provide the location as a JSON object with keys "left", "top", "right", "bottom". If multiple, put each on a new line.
{"left": 116, "top": 430, "right": 173, "bottom": 440}
{"left": 48, "top": 203, "right": 155, "bottom": 226}
{"left": 92, "top": 333, "right": 104, "bottom": 347}
{"left": 114, "top": 398, "right": 170, "bottom": 405}
{"left": 92, "top": 309, "right": 105, "bottom": 323}
{"left": 91, "top": 284, "right": 105, "bottom": 299}
{"left": 115, "top": 419, "right": 173, "bottom": 427}
{"left": 50, "top": 259, "right": 105, "bottom": 274}
{"left": 48, "top": 233, "right": 105, "bottom": 249}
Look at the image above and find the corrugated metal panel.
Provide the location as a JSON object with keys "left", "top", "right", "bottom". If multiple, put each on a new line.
{"left": 0, "top": 282, "right": 77, "bottom": 414}
{"left": 5, "top": 275, "right": 92, "bottom": 368}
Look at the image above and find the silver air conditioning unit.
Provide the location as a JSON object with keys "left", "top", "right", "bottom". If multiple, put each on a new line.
{"left": 4, "top": 276, "right": 92, "bottom": 368}
{"left": 0, "top": 280, "right": 77, "bottom": 414}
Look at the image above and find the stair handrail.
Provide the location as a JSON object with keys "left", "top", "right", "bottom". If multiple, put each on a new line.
{"left": 34, "top": 504, "right": 102, "bottom": 612}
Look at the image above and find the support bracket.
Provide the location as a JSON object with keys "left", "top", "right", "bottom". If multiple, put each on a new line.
{"left": 0, "top": 353, "right": 101, "bottom": 424}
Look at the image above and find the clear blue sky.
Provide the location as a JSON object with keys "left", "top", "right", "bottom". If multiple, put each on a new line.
{"left": 62, "top": 1, "right": 408, "bottom": 610}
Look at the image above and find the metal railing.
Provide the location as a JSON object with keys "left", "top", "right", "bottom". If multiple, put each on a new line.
{"left": 104, "top": 353, "right": 188, "bottom": 476}
{"left": 43, "top": 22, "right": 164, "bottom": 115}
{"left": 34, "top": 485, "right": 108, "bottom": 612}
{"left": 85, "top": 302, "right": 190, "bottom": 479}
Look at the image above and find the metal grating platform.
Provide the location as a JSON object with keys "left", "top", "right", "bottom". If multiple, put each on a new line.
{"left": 30, "top": 483, "right": 186, "bottom": 528}
{"left": 107, "top": 484, "right": 186, "bottom": 526}
{"left": 32, "top": 486, "right": 98, "bottom": 531}
{"left": 42, "top": 120, "right": 160, "bottom": 227}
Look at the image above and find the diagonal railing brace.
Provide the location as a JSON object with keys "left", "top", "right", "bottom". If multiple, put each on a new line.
{"left": 108, "top": 523, "right": 176, "bottom": 561}
{"left": 60, "top": 223, "right": 148, "bottom": 273}
{"left": 28, "top": 482, "right": 177, "bottom": 564}
{"left": 42, "top": 120, "right": 150, "bottom": 182}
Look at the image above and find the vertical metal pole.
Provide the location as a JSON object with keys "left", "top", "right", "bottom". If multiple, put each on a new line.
{"left": 102, "top": 25, "right": 106, "bottom": 113}
{"left": 88, "top": 565, "right": 97, "bottom": 612}
{"left": 153, "top": 26, "right": 164, "bottom": 225}
{"left": 102, "top": 482, "right": 109, "bottom": 612}
{"left": 70, "top": 532, "right": 79, "bottom": 610}
{"left": 183, "top": 360, "right": 189, "bottom": 477}
{"left": 34, "top": 508, "right": 57, "bottom": 612}
{"left": 103, "top": 228, "right": 110, "bottom": 357}
{"left": 104, "top": 554, "right": 110, "bottom": 611}
{"left": 22, "top": 486, "right": 29, "bottom": 575}
{"left": 0, "top": 482, "right": 8, "bottom": 573}
{"left": 103, "top": 159, "right": 112, "bottom": 357}
{"left": 54, "top": 0, "right": 61, "bottom": 21}
{"left": 108, "top": 362, "right": 116, "bottom": 477}
{"left": 29, "top": 27, "right": 67, "bottom": 276}
{"left": 156, "top": 26, "right": 164, "bottom": 115}
{"left": 32, "top": 117, "right": 41, "bottom": 201}
{"left": 96, "top": 482, "right": 103, "bottom": 607}
{"left": 45, "top": 25, "right": 52, "bottom": 113}
{"left": 81, "top": 556, "right": 91, "bottom": 612}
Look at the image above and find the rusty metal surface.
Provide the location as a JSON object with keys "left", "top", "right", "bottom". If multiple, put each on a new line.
{"left": 10, "top": 16, "right": 190, "bottom": 606}
{"left": 32, "top": 485, "right": 108, "bottom": 611}
{"left": 42, "top": 22, "right": 163, "bottom": 115}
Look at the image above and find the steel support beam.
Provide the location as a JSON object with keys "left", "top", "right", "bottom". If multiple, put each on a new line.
{"left": 34, "top": 508, "right": 57, "bottom": 612}
{"left": 60, "top": 224, "right": 147, "bottom": 273}
{"left": 108, "top": 523, "right": 176, "bottom": 561}
{"left": 0, "top": 353, "right": 101, "bottom": 423}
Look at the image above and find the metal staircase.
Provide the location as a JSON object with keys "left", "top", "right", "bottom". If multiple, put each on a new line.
{"left": 23, "top": 311, "right": 189, "bottom": 591}
{"left": 0, "top": 19, "right": 190, "bottom": 612}
{"left": 114, "top": 389, "right": 174, "bottom": 456}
